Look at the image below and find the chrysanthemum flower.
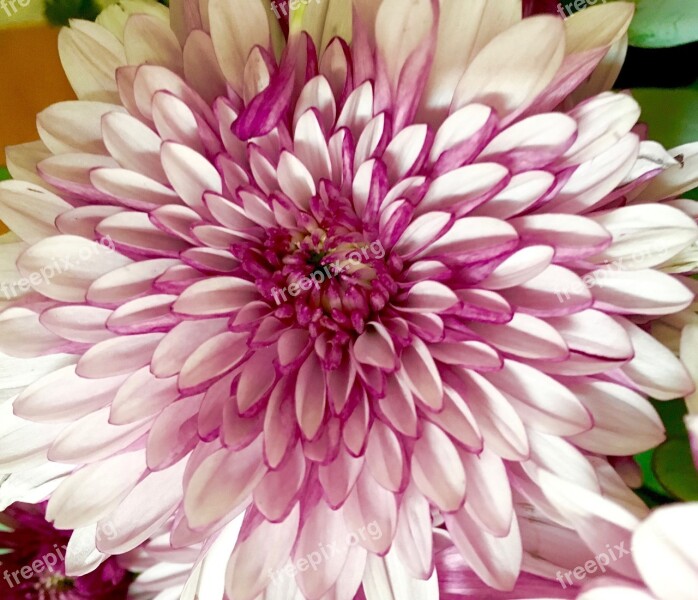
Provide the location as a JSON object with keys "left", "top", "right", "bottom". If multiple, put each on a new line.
{"left": 0, "top": 502, "right": 131, "bottom": 599}
{"left": 1, "top": 0, "right": 698, "bottom": 598}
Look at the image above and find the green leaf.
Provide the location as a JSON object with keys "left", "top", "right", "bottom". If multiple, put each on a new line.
{"left": 633, "top": 88, "right": 698, "bottom": 149}
{"left": 629, "top": 0, "right": 698, "bottom": 48}
{"left": 652, "top": 399, "right": 689, "bottom": 439}
{"left": 0, "top": 167, "right": 10, "bottom": 182}
{"left": 653, "top": 438, "right": 698, "bottom": 500}
{"left": 44, "top": 0, "right": 101, "bottom": 26}
{"left": 635, "top": 448, "right": 671, "bottom": 496}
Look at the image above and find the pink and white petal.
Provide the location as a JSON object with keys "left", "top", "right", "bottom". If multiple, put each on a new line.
{"left": 485, "top": 247, "right": 555, "bottom": 293}
{"left": 46, "top": 451, "right": 146, "bottom": 528}
{"left": 415, "top": 217, "right": 518, "bottom": 264}
{"left": 294, "top": 75, "right": 336, "bottom": 133}
{"left": 17, "top": 235, "right": 131, "bottom": 302}
{"left": 419, "top": 0, "right": 520, "bottom": 122}
{"left": 278, "top": 151, "right": 317, "bottom": 211}
{"left": 179, "top": 516, "right": 244, "bottom": 600}
{"left": 526, "top": 431, "right": 600, "bottom": 493}
{"left": 590, "top": 269, "right": 694, "bottom": 316}
{"left": 183, "top": 31, "right": 227, "bottom": 105}
{"left": 106, "top": 293, "right": 178, "bottom": 334}
{"left": 318, "top": 443, "right": 363, "bottom": 510}
{"left": 0, "top": 352, "right": 75, "bottom": 402}
{"left": 479, "top": 113, "right": 577, "bottom": 168}
{"left": 184, "top": 439, "right": 265, "bottom": 529}
{"left": 392, "top": 212, "right": 452, "bottom": 260}
{"left": 452, "top": 16, "right": 565, "bottom": 121}
{"left": 392, "top": 482, "right": 433, "bottom": 579}
{"left": 634, "top": 142, "right": 698, "bottom": 202}
{"left": 296, "top": 352, "right": 327, "bottom": 440}
{"left": 208, "top": 0, "right": 271, "bottom": 94}
{"left": 362, "top": 547, "right": 438, "bottom": 600}
{"left": 336, "top": 82, "right": 374, "bottom": 140}
{"left": 544, "top": 134, "right": 640, "bottom": 214}
{"left": 411, "top": 421, "right": 466, "bottom": 512}
{"left": 86, "top": 258, "right": 178, "bottom": 306}
{"left": 123, "top": 14, "right": 183, "bottom": 74}
{"left": 460, "top": 447, "right": 513, "bottom": 537}
{"left": 160, "top": 141, "right": 222, "bottom": 213}
{"left": 263, "top": 375, "right": 296, "bottom": 469}
{"left": 64, "top": 525, "right": 109, "bottom": 578}
{"left": 500, "top": 265, "right": 592, "bottom": 317}
{"left": 400, "top": 338, "right": 443, "bottom": 410}
{"left": 374, "top": 0, "right": 434, "bottom": 96}
{"left": 590, "top": 204, "right": 698, "bottom": 269}
{"left": 58, "top": 21, "right": 126, "bottom": 103}
{"left": 365, "top": 420, "right": 406, "bottom": 493}
{"left": 294, "top": 110, "right": 333, "bottom": 183}
{"left": 146, "top": 394, "right": 201, "bottom": 470}
{"left": 443, "top": 508, "right": 522, "bottom": 591}
{"left": 225, "top": 507, "right": 300, "bottom": 600}
{"left": 91, "top": 167, "right": 181, "bottom": 210}
{"left": 447, "top": 368, "right": 529, "bottom": 460}
{"left": 173, "top": 277, "right": 259, "bottom": 316}
{"left": 546, "top": 309, "right": 633, "bottom": 362}
{"left": 37, "top": 100, "right": 121, "bottom": 155}
{"left": 417, "top": 163, "right": 508, "bottom": 216}
{"left": 617, "top": 318, "right": 694, "bottom": 401}
{"left": 101, "top": 111, "right": 168, "bottom": 183}
{"left": 0, "top": 307, "right": 78, "bottom": 358}
{"left": 97, "top": 211, "right": 191, "bottom": 257}
{"left": 110, "top": 367, "right": 178, "bottom": 424}
{"left": 485, "top": 360, "right": 592, "bottom": 436}
{"left": 14, "top": 364, "right": 125, "bottom": 423}
{"left": 538, "top": 470, "right": 640, "bottom": 580}
{"left": 77, "top": 333, "right": 164, "bottom": 378}
{"left": 0, "top": 461, "right": 73, "bottom": 511}
{"left": 98, "top": 458, "right": 187, "bottom": 554}
{"left": 47, "top": 405, "right": 151, "bottom": 464}
{"left": 254, "top": 443, "right": 306, "bottom": 521}
{"left": 5, "top": 141, "right": 54, "bottom": 187}
{"left": 562, "top": 92, "right": 640, "bottom": 166}
{"left": 632, "top": 503, "right": 698, "bottom": 600}
{"left": 294, "top": 501, "right": 350, "bottom": 599}
{"left": 470, "top": 313, "right": 567, "bottom": 361}
{"left": 0, "top": 402, "right": 64, "bottom": 472}
{"left": 178, "top": 331, "right": 248, "bottom": 392}
{"left": 568, "top": 380, "right": 664, "bottom": 455}
{"left": 473, "top": 170, "right": 555, "bottom": 220}
{"left": 236, "top": 345, "right": 277, "bottom": 414}
{"left": 343, "top": 468, "right": 397, "bottom": 555}
{"left": 425, "top": 384, "right": 482, "bottom": 451}
{"left": 510, "top": 213, "right": 611, "bottom": 261}
{"left": 353, "top": 322, "right": 399, "bottom": 371}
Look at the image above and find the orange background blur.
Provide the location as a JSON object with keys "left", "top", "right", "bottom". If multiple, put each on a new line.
{"left": 0, "top": 25, "right": 75, "bottom": 165}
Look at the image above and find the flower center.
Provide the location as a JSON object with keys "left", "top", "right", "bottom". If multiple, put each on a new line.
{"left": 35, "top": 573, "right": 74, "bottom": 599}
{"left": 246, "top": 223, "right": 399, "bottom": 360}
